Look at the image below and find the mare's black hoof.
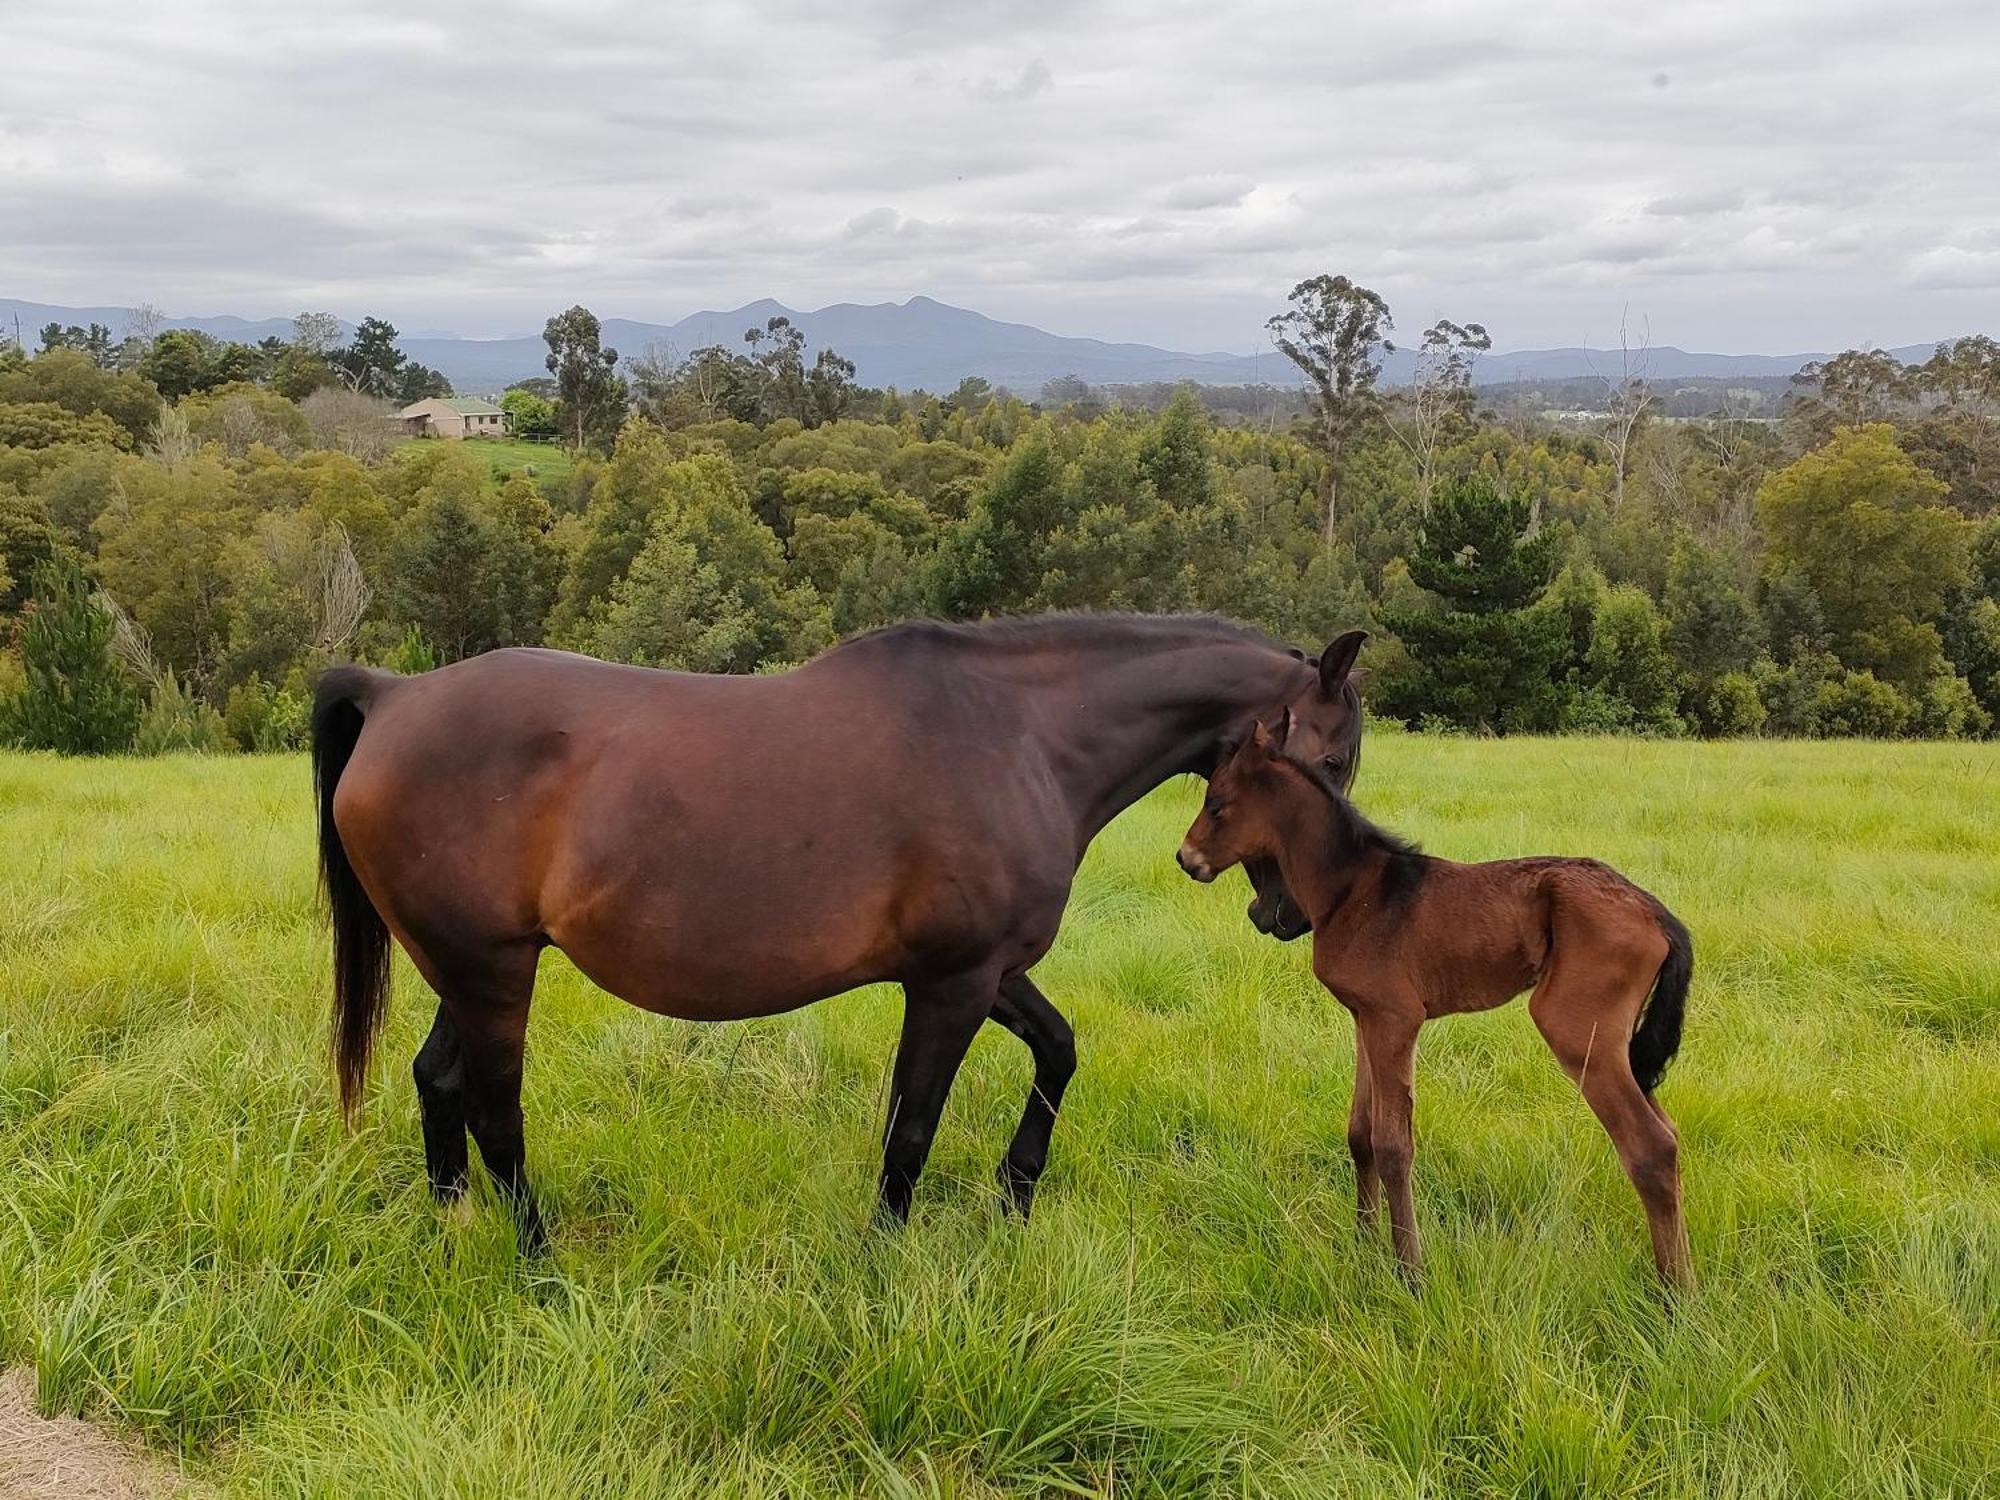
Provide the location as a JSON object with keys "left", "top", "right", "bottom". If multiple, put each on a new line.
{"left": 995, "top": 1161, "right": 1039, "bottom": 1220}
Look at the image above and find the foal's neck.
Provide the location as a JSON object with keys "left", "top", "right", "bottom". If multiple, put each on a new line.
{"left": 1265, "top": 783, "right": 1401, "bottom": 932}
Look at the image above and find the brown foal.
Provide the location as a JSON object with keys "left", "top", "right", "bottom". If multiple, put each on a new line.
{"left": 1177, "top": 721, "right": 1695, "bottom": 1288}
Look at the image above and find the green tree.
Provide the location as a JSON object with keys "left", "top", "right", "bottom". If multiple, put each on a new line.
{"left": 544, "top": 305, "right": 627, "bottom": 452}
{"left": 139, "top": 329, "right": 223, "bottom": 401}
{"left": 931, "top": 426, "right": 1070, "bottom": 618}
{"left": 1267, "top": 274, "right": 1393, "bottom": 544}
{"left": 0, "top": 347, "right": 162, "bottom": 443}
{"left": 585, "top": 453, "right": 829, "bottom": 671}
{"left": 1757, "top": 425, "right": 1970, "bottom": 690}
{"left": 1376, "top": 473, "right": 1569, "bottom": 732}
{"left": 1579, "top": 584, "right": 1682, "bottom": 731}
{"left": 332, "top": 317, "right": 410, "bottom": 398}
{"left": 1, "top": 554, "right": 140, "bottom": 752}
{"left": 1664, "top": 536, "right": 1761, "bottom": 679}
{"left": 500, "top": 388, "right": 557, "bottom": 439}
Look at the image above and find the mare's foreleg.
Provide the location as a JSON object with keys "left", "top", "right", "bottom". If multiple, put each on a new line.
{"left": 877, "top": 971, "right": 996, "bottom": 1224}
{"left": 987, "top": 974, "right": 1077, "bottom": 1218}
{"left": 412, "top": 1003, "right": 469, "bottom": 1202}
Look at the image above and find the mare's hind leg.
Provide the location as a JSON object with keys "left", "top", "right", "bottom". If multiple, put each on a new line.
{"left": 1528, "top": 964, "right": 1692, "bottom": 1290}
{"left": 987, "top": 974, "right": 1077, "bottom": 1219}
{"left": 424, "top": 941, "right": 546, "bottom": 1253}
{"left": 1348, "top": 1026, "right": 1380, "bottom": 1236}
{"left": 877, "top": 970, "right": 996, "bottom": 1225}
{"left": 412, "top": 1003, "right": 469, "bottom": 1202}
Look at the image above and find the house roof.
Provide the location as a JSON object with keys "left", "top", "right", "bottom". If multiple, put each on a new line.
{"left": 441, "top": 396, "right": 504, "bottom": 415}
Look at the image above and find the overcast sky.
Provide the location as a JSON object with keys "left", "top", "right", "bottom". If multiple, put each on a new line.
{"left": 5, "top": 0, "right": 1997, "bottom": 353}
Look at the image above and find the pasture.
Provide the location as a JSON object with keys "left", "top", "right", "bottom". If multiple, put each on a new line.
{"left": 1, "top": 734, "right": 1996, "bottom": 1497}
{"left": 471, "top": 435, "right": 576, "bottom": 487}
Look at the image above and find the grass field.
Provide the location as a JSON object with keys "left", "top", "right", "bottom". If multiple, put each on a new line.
{"left": 470, "top": 435, "right": 576, "bottom": 488}
{"left": 2, "top": 734, "right": 1997, "bottom": 1497}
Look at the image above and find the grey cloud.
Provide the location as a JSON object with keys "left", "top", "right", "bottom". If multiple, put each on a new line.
{"left": 1157, "top": 178, "right": 1254, "bottom": 212}
{"left": 2, "top": 0, "right": 1996, "bottom": 353}
{"left": 970, "top": 59, "right": 1053, "bottom": 103}
{"left": 1646, "top": 189, "right": 1747, "bottom": 218}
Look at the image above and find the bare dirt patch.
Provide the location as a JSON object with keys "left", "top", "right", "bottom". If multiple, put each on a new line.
{"left": 0, "top": 1370, "right": 198, "bottom": 1500}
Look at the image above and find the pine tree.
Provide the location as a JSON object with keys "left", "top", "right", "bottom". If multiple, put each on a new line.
{"left": 1, "top": 555, "right": 141, "bottom": 753}
{"left": 1378, "top": 474, "right": 1570, "bottom": 733}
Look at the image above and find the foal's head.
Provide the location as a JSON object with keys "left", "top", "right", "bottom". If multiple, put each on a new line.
{"left": 1178, "top": 719, "right": 1308, "bottom": 884}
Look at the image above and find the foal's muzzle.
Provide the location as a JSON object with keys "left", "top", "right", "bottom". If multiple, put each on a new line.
{"left": 1176, "top": 842, "right": 1216, "bottom": 882}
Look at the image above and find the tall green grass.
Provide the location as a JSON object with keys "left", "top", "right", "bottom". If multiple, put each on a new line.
{"left": 2, "top": 734, "right": 1996, "bottom": 1496}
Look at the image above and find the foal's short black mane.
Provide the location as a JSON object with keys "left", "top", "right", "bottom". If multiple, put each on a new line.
{"left": 1287, "top": 756, "right": 1432, "bottom": 906}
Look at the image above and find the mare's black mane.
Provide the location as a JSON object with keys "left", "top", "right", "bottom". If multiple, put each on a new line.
{"left": 829, "top": 611, "right": 1305, "bottom": 660}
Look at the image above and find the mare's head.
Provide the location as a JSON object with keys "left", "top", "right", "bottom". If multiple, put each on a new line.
{"left": 1180, "top": 719, "right": 1309, "bottom": 885}
{"left": 1237, "top": 629, "right": 1368, "bottom": 940}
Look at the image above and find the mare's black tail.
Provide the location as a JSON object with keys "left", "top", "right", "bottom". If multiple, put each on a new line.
{"left": 312, "top": 666, "right": 392, "bottom": 1119}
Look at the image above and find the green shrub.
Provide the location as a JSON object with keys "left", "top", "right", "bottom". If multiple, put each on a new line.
{"left": 1755, "top": 650, "right": 1837, "bottom": 738}
{"left": 1913, "top": 671, "right": 1991, "bottom": 740}
{"left": 1814, "top": 669, "right": 1916, "bottom": 738}
{"left": 223, "top": 674, "right": 312, "bottom": 752}
{"left": 135, "top": 671, "right": 230, "bottom": 754}
{"left": 1700, "top": 671, "right": 1769, "bottom": 737}
{"left": 382, "top": 625, "right": 438, "bottom": 675}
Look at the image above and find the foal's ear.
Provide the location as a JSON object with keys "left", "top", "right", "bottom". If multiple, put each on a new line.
{"left": 1248, "top": 719, "right": 1274, "bottom": 754}
{"left": 1318, "top": 629, "right": 1368, "bottom": 697}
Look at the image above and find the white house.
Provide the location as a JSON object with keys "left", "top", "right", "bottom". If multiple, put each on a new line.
{"left": 397, "top": 395, "right": 506, "bottom": 439}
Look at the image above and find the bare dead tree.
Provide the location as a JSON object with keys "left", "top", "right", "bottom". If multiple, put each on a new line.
{"left": 316, "top": 526, "right": 370, "bottom": 660}
{"left": 1641, "top": 425, "right": 1693, "bottom": 517}
{"left": 300, "top": 387, "right": 400, "bottom": 462}
{"left": 99, "top": 592, "right": 167, "bottom": 693}
{"left": 1589, "top": 311, "right": 1655, "bottom": 508}
{"left": 1384, "top": 318, "right": 1491, "bottom": 515}
{"left": 145, "top": 406, "right": 198, "bottom": 471}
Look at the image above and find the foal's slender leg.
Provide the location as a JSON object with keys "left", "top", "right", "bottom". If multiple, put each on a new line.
{"left": 1355, "top": 1007, "right": 1424, "bottom": 1282}
{"left": 1347, "top": 1025, "right": 1380, "bottom": 1236}
{"left": 877, "top": 972, "right": 996, "bottom": 1225}
{"left": 1529, "top": 973, "right": 1693, "bottom": 1289}
{"left": 987, "top": 974, "right": 1077, "bottom": 1218}
{"left": 412, "top": 1002, "right": 469, "bottom": 1202}
{"left": 433, "top": 943, "right": 545, "bottom": 1253}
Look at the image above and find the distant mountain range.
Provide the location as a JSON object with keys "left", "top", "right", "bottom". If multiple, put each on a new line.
{"left": 1, "top": 294, "right": 1939, "bottom": 396}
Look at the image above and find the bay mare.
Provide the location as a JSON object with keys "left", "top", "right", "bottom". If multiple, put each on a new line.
{"left": 312, "top": 615, "right": 1369, "bottom": 1248}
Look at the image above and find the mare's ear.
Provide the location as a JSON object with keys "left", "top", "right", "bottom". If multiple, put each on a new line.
{"left": 1348, "top": 667, "right": 1372, "bottom": 690}
{"left": 1318, "top": 630, "right": 1368, "bottom": 697}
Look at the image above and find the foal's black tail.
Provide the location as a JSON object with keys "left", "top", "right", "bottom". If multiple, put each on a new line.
{"left": 1630, "top": 901, "right": 1692, "bottom": 1095}
{"left": 312, "top": 666, "right": 392, "bottom": 1120}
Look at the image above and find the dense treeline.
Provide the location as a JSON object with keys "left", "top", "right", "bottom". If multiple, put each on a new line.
{"left": 3, "top": 285, "right": 1998, "bottom": 753}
